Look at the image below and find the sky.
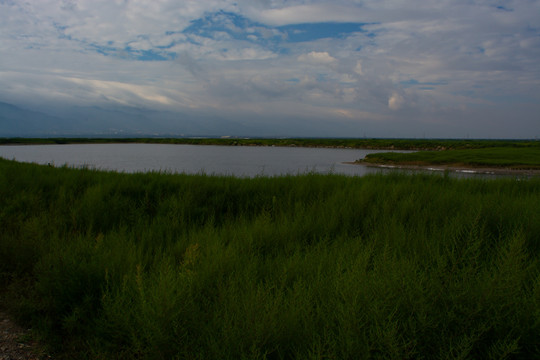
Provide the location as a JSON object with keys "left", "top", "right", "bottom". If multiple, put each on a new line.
{"left": 1, "top": 0, "right": 540, "bottom": 138}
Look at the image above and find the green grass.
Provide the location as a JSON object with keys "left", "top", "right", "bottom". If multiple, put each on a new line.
{"left": 1, "top": 158, "right": 539, "bottom": 359}
{"left": 2, "top": 137, "right": 540, "bottom": 150}
{"left": 362, "top": 147, "right": 540, "bottom": 169}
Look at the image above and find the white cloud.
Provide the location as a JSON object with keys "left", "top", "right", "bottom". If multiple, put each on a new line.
{"left": 218, "top": 48, "right": 278, "bottom": 61}
{"left": 388, "top": 92, "right": 404, "bottom": 110}
{"left": 354, "top": 61, "right": 363, "bottom": 75}
{"left": 249, "top": 4, "right": 369, "bottom": 26}
{"left": 298, "top": 51, "right": 337, "bottom": 65}
{"left": 65, "top": 78, "right": 175, "bottom": 105}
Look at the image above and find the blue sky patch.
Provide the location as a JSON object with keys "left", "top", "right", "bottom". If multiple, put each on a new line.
{"left": 183, "top": 11, "right": 261, "bottom": 41}
{"left": 495, "top": 5, "right": 513, "bottom": 11}
{"left": 277, "top": 22, "right": 367, "bottom": 42}
{"left": 89, "top": 44, "right": 169, "bottom": 61}
{"left": 400, "top": 79, "right": 448, "bottom": 87}
{"left": 135, "top": 50, "right": 168, "bottom": 61}
{"left": 183, "top": 11, "right": 368, "bottom": 45}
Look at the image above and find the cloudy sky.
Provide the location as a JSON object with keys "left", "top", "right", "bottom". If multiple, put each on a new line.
{"left": 1, "top": 0, "right": 539, "bottom": 138}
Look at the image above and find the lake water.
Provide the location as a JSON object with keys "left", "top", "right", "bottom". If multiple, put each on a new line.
{"left": 0, "top": 143, "right": 520, "bottom": 178}
{"left": 0, "top": 143, "right": 402, "bottom": 177}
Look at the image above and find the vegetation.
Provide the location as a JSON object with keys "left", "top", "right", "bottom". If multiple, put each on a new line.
{"left": 1, "top": 158, "right": 539, "bottom": 359}
{"left": 362, "top": 147, "right": 540, "bottom": 169}
{"left": 1, "top": 136, "right": 539, "bottom": 150}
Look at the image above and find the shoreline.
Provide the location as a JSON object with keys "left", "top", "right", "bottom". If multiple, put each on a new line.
{"left": 348, "top": 161, "right": 540, "bottom": 176}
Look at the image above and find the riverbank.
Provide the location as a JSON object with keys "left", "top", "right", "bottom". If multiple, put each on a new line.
{"left": 357, "top": 146, "right": 540, "bottom": 176}
{"left": 352, "top": 161, "right": 540, "bottom": 176}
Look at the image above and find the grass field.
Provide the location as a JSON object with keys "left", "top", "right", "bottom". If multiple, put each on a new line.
{"left": 1, "top": 158, "right": 539, "bottom": 359}
{"left": 362, "top": 147, "right": 540, "bottom": 170}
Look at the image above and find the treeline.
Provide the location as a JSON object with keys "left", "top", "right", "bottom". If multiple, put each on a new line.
{"left": 1, "top": 137, "right": 539, "bottom": 150}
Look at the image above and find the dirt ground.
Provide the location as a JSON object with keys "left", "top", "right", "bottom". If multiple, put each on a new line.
{"left": 0, "top": 311, "right": 49, "bottom": 360}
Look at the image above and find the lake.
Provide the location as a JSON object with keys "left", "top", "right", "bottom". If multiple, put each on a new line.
{"left": 0, "top": 143, "right": 524, "bottom": 178}
{"left": 0, "top": 143, "right": 403, "bottom": 177}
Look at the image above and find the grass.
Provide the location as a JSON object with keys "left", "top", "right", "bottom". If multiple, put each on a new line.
{"left": 362, "top": 147, "right": 540, "bottom": 169}
{"left": 1, "top": 158, "right": 539, "bottom": 359}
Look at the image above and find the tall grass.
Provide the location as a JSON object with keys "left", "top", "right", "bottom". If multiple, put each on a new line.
{"left": 1, "top": 158, "right": 539, "bottom": 359}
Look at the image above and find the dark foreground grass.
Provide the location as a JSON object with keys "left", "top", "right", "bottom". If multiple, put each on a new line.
{"left": 362, "top": 147, "right": 540, "bottom": 169}
{"left": 1, "top": 158, "right": 539, "bottom": 359}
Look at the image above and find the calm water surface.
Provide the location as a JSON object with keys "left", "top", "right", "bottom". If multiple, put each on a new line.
{"left": 0, "top": 143, "right": 399, "bottom": 177}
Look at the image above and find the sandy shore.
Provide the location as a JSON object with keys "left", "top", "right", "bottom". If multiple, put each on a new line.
{"left": 348, "top": 161, "right": 540, "bottom": 176}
